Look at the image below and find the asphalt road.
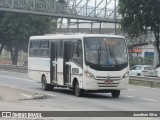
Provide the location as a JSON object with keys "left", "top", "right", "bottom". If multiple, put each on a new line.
{"left": 0, "top": 70, "right": 160, "bottom": 112}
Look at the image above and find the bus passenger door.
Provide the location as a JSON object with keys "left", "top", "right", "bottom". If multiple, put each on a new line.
{"left": 51, "top": 42, "right": 58, "bottom": 83}
{"left": 63, "top": 42, "right": 72, "bottom": 85}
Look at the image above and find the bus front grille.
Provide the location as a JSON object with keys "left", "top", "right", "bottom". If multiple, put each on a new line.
{"left": 96, "top": 76, "right": 121, "bottom": 81}
{"left": 98, "top": 85, "right": 118, "bottom": 87}
{"left": 97, "top": 82, "right": 119, "bottom": 87}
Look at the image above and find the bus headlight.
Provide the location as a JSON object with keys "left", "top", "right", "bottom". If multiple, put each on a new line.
{"left": 85, "top": 71, "right": 95, "bottom": 79}
{"left": 122, "top": 72, "right": 129, "bottom": 78}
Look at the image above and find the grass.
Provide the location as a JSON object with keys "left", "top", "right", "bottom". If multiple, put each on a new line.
{"left": 129, "top": 80, "right": 160, "bottom": 88}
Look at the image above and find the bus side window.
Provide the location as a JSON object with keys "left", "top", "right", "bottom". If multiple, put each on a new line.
{"left": 30, "top": 41, "right": 40, "bottom": 48}
{"left": 73, "top": 42, "right": 77, "bottom": 58}
{"left": 29, "top": 40, "right": 50, "bottom": 57}
{"left": 72, "top": 40, "right": 83, "bottom": 66}
{"left": 29, "top": 41, "right": 40, "bottom": 57}
{"left": 40, "top": 41, "right": 49, "bottom": 48}
{"left": 40, "top": 41, "right": 49, "bottom": 57}
{"left": 77, "top": 40, "right": 82, "bottom": 58}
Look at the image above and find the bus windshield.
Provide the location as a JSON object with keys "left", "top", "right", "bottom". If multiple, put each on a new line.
{"left": 84, "top": 37, "right": 128, "bottom": 70}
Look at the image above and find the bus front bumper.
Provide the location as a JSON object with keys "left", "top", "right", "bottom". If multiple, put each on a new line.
{"left": 83, "top": 78, "right": 129, "bottom": 91}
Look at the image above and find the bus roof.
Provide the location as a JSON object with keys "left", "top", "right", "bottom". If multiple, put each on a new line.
{"left": 29, "top": 34, "right": 124, "bottom": 40}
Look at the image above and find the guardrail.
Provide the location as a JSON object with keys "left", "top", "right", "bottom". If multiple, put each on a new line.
{"left": 0, "top": 64, "right": 160, "bottom": 87}
{"left": 129, "top": 76, "right": 160, "bottom": 87}
{"left": 0, "top": 64, "right": 28, "bottom": 73}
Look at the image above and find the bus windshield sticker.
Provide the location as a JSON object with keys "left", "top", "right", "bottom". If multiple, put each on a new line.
{"left": 103, "top": 38, "right": 118, "bottom": 46}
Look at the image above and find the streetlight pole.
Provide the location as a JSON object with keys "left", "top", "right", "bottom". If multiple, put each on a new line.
{"left": 114, "top": 0, "right": 117, "bottom": 35}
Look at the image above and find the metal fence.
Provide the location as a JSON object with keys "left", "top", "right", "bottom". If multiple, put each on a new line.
{"left": 0, "top": 64, "right": 160, "bottom": 87}
{"left": 0, "top": 64, "right": 28, "bottom": 73}
{"left": 129, "top": 76, "right": 160, "bottom": 87}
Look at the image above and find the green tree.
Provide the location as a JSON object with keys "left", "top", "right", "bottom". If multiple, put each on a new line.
{"left": 0, "top": 12, "right": 56, "bottom": 65}
{"left": 118, "top": 0, "right": 160, "bottom": 63}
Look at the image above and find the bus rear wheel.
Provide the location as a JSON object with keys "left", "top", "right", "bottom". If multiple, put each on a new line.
{"left": 111, "top": 90, "right": 120, "bottom": 98}
{"left": 41, "top": 77, "right": 53, "bottom": 91}
{"left": 74, "top": 81, "right": 84, "bottom": 97}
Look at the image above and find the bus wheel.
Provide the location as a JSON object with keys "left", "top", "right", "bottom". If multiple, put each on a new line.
{"left": 111, "top": 90, "right": 120, "bottom": 98}
{"left": 41, "top": 77, "right": 53, "bottom": 91}
{"left": 74, "top": 81, "right": 84, "bottom": 97}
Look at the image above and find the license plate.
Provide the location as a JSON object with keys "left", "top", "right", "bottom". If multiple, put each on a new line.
{"left": 105, "top": 80, "right": 113, "bottom": 84}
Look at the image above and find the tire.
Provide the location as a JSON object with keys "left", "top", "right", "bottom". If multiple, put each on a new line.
{"left": 41, "top": 77, "right": 53, "bottom": 91}
{"left": 111, "top": 90, "right": 120, "bottom": 98}
{"left": 74, "top": 81, "right": 84, "bottom": 97}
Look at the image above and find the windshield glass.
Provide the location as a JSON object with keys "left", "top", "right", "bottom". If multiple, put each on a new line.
{"left": 84, "top": 37, "right": 128, "bottom": 67}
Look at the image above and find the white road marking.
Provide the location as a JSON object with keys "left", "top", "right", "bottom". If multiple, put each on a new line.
{"left": 21, "top": 93, "right": 32, "bottom": 98}
{"left": 0, "top": 83, "right": 56, "bottom": 98}
{"left": 0, "top": 74, "right": 56, "bottom": 97}
{"left": 128, "top": 89, "right": 135, "bottom": 91}
{"left": 128, "top": 85, "right": 160, "bottom": 91}
{"left": 141, "top": 98, "right": 158, "bottom": 102}
{"left": 124, "top": 96, "right": 135, "bottom": 98}
{"left": 0, "top": 75, "right": 34, "bottom": 82}
{"left": 0, "top": 74, "right": 159, "bottom": 101}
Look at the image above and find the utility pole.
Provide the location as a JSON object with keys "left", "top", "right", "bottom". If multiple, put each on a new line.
{"left": 114, "top": 0, "right": 117, "bottom": 35}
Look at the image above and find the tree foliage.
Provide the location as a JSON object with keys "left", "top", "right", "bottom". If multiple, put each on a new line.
{"left": 0, "top": 12, "right": 56, "bottom": 65}
{"left": 118, "top": 0, "right": 160, "bottom": 63}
